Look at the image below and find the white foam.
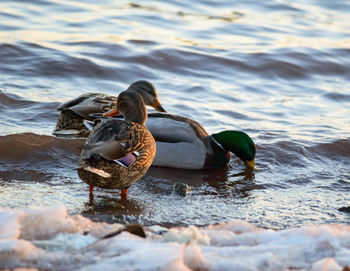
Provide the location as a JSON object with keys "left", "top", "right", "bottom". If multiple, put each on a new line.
{"left": 0, "top": 210, "right": 21, "bottom": 239}
{"left": 0, "top": 206, "right": 350, "bottom": 271}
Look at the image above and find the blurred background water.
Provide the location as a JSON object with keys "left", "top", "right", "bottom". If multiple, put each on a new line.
{"left": 0, "top": 0, "right": 349, "bottom": 229}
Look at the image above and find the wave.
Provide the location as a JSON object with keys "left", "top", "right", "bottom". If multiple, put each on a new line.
{"left": 0, "top": 90, "right": 61, "bottom": 137}
{"left": 1, "top": 130, "right": 349, "bottom": 171}
{"left": 308, "top": 139, "right": 350, "bottom": 161}
{"left": 256, "top": 138, "right": 350, "bottom": 170}
{"left": 0, "top": 89, "right": 36, "bottom": 109}
{"left": 0, "top": 133, "right": 84, "bottom": 167}
{"left": 2, "top": 41, "right": 350, "bottom": 85}
{"left": 0, "top": 42, "right": 122, "bottom": 80}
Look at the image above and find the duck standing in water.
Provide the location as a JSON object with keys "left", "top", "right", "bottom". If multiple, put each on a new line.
{"left": 54, "top": 80, "right": 166, "bottom": 137}
{"left": 77, "top": 91, "right": 156, "bottom": 200}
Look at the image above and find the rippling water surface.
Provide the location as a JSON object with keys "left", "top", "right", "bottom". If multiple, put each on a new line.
{"left": 0, "top": 0, "right": 349, "bottom": 229}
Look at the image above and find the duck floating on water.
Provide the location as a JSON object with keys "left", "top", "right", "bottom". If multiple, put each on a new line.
{"left": 53, "top": 80, "right": 166, "bottom": 137}
{"left": 87, "top": 112, "right": 256, "bottom": 170}
{"left": 145, "top": 113, "right": 256, "bottom": 170}
{"left": 77, "top": 90, "right": 156, "bottom": 199}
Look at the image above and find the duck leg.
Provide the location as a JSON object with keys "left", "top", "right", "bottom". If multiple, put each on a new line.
{"left": 89, "top": 185, "right": 94, "bottom": 201}
{"left": 121, "top": 188, "right": 128, "bottom": 200}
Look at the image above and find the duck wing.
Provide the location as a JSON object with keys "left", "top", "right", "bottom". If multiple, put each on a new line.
{"left": 146, "top": 113, "right": 209, "bottom": 143}
{"left": 57, "top": 93, "right": 117, "bottom": 119}
{"left": 81, "top": 119, "right": 131, "bottom": 161}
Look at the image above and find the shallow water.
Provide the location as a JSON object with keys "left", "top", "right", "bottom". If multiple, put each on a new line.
{"left": 0, "top": 0, "right": 350, "bottom": 229}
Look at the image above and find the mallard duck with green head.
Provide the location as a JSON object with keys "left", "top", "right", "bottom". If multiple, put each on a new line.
{"left": 90, "top": 112, "right": 256, "bottom": 170}
{"left": 146, "top": 113, "right": 255, "bottom": 170}
{"left": 77, "top": 90, "right": 156, "bottom": 199}
{"left": 54, "top": 80, "right": 166, "bottom": 137}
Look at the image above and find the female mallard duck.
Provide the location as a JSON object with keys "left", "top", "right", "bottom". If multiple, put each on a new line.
{"left": 77, "top": 91, "right": 156, "bottom": 199}
{"left": 88, "top": 112, "right": 256, "bottom": 170}
{"left": 53, "top": 80, "right": 166, "bottom": 137}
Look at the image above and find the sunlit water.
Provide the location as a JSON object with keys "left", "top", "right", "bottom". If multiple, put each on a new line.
{"left": 0, "top": 0, "right": 349, "bottom": 229}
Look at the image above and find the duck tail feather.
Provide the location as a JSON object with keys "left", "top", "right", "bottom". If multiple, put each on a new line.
{"left": 83, "top": 120, "right": 95, "bottom": 131}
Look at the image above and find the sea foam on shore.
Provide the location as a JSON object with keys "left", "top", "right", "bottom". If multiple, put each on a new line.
{"left": 0, "top": 206, "right": 350, "bottom": 270}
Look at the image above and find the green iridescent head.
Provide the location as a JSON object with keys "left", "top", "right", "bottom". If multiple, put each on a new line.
{"left": 212, "top": 130, "right": 256, "bottom": 168}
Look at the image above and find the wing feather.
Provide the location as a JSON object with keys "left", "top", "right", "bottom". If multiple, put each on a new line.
{"left": 57, "top": 93, "right": 117, "bottom": 119}
{"left": 81, "top": 119, "right": 131, "bottom": 160}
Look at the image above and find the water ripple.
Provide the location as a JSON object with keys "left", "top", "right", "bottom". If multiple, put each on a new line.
{"left": 0, "top": 0, "right": 349, "bottom": 228}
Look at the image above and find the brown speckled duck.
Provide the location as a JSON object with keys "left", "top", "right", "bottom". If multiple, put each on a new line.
{"left": 77, "top": 90, "right": 156, "bottom": 199}
{"left": 53, "top": 80, "right": 166, "bottom": 137}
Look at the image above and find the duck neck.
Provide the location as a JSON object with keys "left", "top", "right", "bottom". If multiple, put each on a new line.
{"left": 204, "top": 136, "right": 230, "bottom": 169}
{"left": 118, "top": 91, "right": 148, "bottom": 125}
{"left": 125, "top": 108, "right": 147, "bottom": 125}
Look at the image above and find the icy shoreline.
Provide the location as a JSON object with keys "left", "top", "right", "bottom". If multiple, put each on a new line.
{"left": 0, "top": 206, "right": 349, "bottom": 271}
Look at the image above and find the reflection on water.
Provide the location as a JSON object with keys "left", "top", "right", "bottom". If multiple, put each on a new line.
{"left": 0, "top": 0, "right": 350, "bottom": 229}
{"left": 82, "top": 194, "right": 144, "bottom": 224}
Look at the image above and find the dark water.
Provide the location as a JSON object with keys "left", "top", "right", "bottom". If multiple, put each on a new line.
{"left": 0, "top": 0, "right": 349, "bottom": 229}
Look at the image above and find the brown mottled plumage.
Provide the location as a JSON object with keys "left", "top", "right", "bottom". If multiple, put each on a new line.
{"left": 54, "top": 93, "right": 117, "bottom": 137}
{"left": 53, "top": 80, "right": 166, "bottom": 137}
{"left": 77, "top": 91, "right": 156, "bottom": 198}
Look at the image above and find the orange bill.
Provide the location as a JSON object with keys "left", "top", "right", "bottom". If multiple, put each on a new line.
{"left": 245, "top": 159, "right": 255, "bottom": 169}
{"left": 103, "top": 107, "right": 119, "bottom": 117}
{"left": 151, "top": 99, "right": 167, "bottom": 112}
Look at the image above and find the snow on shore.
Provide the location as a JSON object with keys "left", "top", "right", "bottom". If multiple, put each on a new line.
{"left": 0, "top": 206, "right": 349, "bottom": 271}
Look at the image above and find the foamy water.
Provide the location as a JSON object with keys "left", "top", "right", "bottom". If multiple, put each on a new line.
{"left": 1, "top": 206, "right": 350, "bottom": 270}
{"left": 0, "top": 0, "right": 350, "bottom": 269}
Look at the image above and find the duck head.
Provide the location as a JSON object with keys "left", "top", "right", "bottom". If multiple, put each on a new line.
{"left": 104, "top": 91, "right": 147, "bottom": 125}
{"left": 212, "top": 130, "right": 256, "bottom": 169}
{"left": 127, "top": 80, "right": 167, "bottom": 113}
